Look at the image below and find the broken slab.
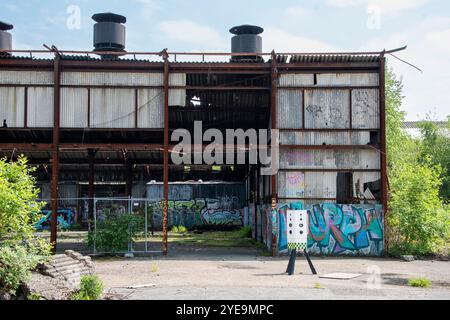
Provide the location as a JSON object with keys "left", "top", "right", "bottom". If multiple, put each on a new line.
{"left": 22, "top": 250, "right": 95, "bottom": 300}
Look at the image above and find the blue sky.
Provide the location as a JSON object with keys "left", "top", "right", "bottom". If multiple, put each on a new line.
{"left": 2, "top": 0, "right": 450, "bottom": 120}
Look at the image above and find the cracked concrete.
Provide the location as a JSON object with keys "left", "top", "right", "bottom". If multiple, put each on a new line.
{"left": 94, "top": 246, "right": 450, "bottom": 300}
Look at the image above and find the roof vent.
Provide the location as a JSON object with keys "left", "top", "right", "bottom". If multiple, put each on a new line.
{"left": 0, "top": 21, "right": 13, "bottom": 56}
{"left": 92, "top": 12, "right": 126, "bottom": 58}
{"left": 229, "top": 25, "right": 264, "bottom": 62}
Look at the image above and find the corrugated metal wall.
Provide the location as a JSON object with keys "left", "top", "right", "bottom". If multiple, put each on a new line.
{"left": 279, "top": 149, "right": 380, "bottom": 170}
{"left": 137, "top": 88, "right": 163, "bottom": 128}
{"left": 352, "top": 89, "right": 380, "bottom": 129}
{"left": 304, "top": 89, "right": 350, "bottom": 129}
{"left": 278, "top": 74, "right": 314, "bottom": 86}
{"left": 90, "top": 88, "right": 135, "bottom": 128}
{"left": 0, "top": 71, "right": 53, "bottom": 85}
{"left": 0, "top": 71, "right": 186, "bottom": 129}
{"left": 277, "top": 89, "right": 302, "bottom": 129}
{"left": 280, "top": 131, "right": 371, "bottom": 145}
{"left": 61, "top": 88, "right": 88, "bottom": 128}
{"left": 316, "top": 73, "right": 378, "bottom": 86}
{"left": 27, "top": 87, "right": 54, "bottom": 127}
{"left": 0, "top": 87, "right": 25, "bottom": 127}
{"left": 61, "top": 72, "right": 164, "bottom": 86}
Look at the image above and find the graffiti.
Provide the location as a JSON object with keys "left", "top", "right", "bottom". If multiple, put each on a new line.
{"left": 306, "top": 104, "right": 323, "bottom": 117}
{"left": 151, "top": 196, "right": 243, "bottom": 228}
{"left": 276, "top": 202, "right": 384, "bottom": 256}
{"left": 35, "top": 209, "right": 74, "bottom": 230}
{"left": 285, "top": 172, "right": 305, "bottom": 198}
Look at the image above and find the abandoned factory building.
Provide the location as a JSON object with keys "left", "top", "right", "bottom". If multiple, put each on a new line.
{"left": 0, "top": 13, "right": 387, "bottom": 256}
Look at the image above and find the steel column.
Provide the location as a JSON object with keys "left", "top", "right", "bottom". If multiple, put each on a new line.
{"left": 50, "top": 55, "right": 61, "bottom": 253}
{"left": 270, "top": 52, "right": 278, "bottom": 257}
{"left": 162, "top": 53, "right": 169, "bottom": 256}
{"left": 379, "top": 57, "right": 388, "bottom": 252}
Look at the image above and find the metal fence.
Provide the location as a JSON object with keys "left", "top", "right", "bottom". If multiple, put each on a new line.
{"left": 37, "top": 197, "right": 163, "bottom": 255}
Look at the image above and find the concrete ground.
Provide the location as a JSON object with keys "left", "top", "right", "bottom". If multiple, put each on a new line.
{"left": 94, "top": 246, "right": 450, "bottom": 300}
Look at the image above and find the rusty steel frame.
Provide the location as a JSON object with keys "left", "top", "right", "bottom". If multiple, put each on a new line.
{"left": 270, "top": 52, "right": 278, "bottom": 256}
{"left": 0, "top": 48, "right": 388, "bottom": 255}
{"left": 379, "top": 56, "right": 388, "bottom": 252}
{"left": 162, "top": 53, "right": 169, "bottom": 256}
{"left": 50, "top": 55, "right": 60, "bottom": 252}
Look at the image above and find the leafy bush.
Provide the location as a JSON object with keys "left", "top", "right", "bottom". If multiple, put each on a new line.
{"left": 239, "top": 226, "right": 252, "bottom": 238}
{"left": 388, "top": 161, "right": 450, "bottom": 256}
{"left": 0, "top": 156, "right": 51, "bottom": 296}
{"left": 71, "top": 275, "right": 104, "bottom": 300}
{"left": 171, "top": 225, "right": 179, "bottom": 233}
{"left": 408, "top": 278, "right": 431, "bottom": 288}
{"left": 385, "top": 68, "right": 450, "bottom": 256}
{"left": 87, "top": 214, "right": 143, "bottom": 253}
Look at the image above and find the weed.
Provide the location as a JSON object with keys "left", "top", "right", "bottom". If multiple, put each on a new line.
{"left": 408, "top": 278, "right": 431, "bottom": 288}
{"left": 71, "top": 275, "right": 104, "bottom": 300}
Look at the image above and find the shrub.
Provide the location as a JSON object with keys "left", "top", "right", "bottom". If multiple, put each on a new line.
{"left": 0, "top": 156, "right": 51, "bottom": 296}
{"left": 239, "top": 226, "right": 252, "bottom": 238}
{"left": 388, "top": 161, "right": 450, "bottom": 256}
{"left": 408, "top": 278, "right": 431, "bottom": 288}
{"left": 171, "top": 225, "right": 179, "bottom": 233}
{"left": 71, "top": 275, "right": 104, "bottom": 300}
{"left": 86, "top": 214, "right": 143, "bottom": 253}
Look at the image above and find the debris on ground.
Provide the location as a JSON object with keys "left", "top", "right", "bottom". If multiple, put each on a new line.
{"left": 22, "top": 250, "right": 94, "bottom": 300}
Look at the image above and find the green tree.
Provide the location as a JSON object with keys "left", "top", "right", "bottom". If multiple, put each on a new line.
{"left": 418, "top": 118, "right": 450, "bottom": 201}
{"left": 0, "top": 156, "right": 51, "bottom": 295}
{"left": 385, "top": 66, "right": 450, "bottom": 256}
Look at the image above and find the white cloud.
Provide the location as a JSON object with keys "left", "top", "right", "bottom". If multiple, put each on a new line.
{"left": 263, "top": 26, "right": 336, "bottom": 52}
{"left": 362, "top": 17, "right": 450, "bottom": 120}
{"left": 328, "top": 0, "right": 430, "bottom": 15}
{"left": 158, "top": 20, "right": 227, "bottom": 50}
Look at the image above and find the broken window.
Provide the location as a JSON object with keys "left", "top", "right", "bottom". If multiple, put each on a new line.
{"left": 336, "top": 172, "right": 353, "bottom": 203}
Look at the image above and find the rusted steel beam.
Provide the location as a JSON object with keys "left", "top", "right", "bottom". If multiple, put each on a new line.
{"left": 279, "top": 144, "right": 378, "bottom": 150}
{"left": 278, "top": 128, "right": 380, "bottom": 132}
{"left": 50, "top": 55, "right": 61, "bottom": 253}
{"left": 379, "top": 57, "right": 388, "bottom": 252}
{"left": 278, "top": 86, "right": 379, "bottom": 90}
{"left": 270, "top": 52, "right": 278, "bottom": 257}
{"left": 279, "top": 168, "right": 381, "bottom": 172}
{"left": 162, "top": 52, "right": 169, "bottom": 256}
{"left": 0, "top": 143, "right": 53, "bottom": 150}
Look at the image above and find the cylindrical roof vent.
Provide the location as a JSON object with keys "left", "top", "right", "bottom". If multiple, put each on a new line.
{"left": 230, "top": 25, "right": 263, "bottom": 61}
{"left": 92, "top": 12, "right": 126, "bottom": 57}
{"left": 0, "top": 21, "right": 13, "bottom": 55}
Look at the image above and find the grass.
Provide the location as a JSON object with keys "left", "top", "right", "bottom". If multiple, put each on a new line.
{"left": 408, "top": 278, "right": 432, "bottom": 288}
{"left": 151, "top": 263, "right": 158, "bottom": 273}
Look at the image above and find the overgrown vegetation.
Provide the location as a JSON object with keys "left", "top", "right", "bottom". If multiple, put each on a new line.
{"left": 385, "top": 67, "right": 450, "bottom": 257}
{"left": 0, "top": 157, "right": 51, "bottom": 296}
{"left": 408, "top": 278, "right": 432, "bottom": 288}
{"left": 71, "top": 275, "right": 104, "bottom": 300}
{"left": 239, "top": 226, "right": 252, "bottom": 238}
{"left": 86, "top": 213, "right": 144, "bottom": 253}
